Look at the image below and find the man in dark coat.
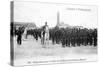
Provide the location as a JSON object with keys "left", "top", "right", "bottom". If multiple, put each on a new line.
{"left": 17, "top": 27, "right": 24, "bottom": 45}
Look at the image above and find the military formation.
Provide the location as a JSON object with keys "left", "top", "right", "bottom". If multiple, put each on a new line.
{"left": 49, "top": 27, "right": 97, "bottom": 47}
{"left": 11, "top": 22, "right": 97, "bottom": 47}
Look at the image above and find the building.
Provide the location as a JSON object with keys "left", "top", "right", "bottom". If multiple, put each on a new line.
{"left": 56, "top": 12, "right": 69, "bottom": 28}
{"left": 56, "top": 12, "right": 83, "bottom": 29}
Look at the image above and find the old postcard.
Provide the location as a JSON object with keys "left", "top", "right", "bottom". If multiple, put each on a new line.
{"left": 10, "top": 1, "right": 98, "bottom": 66}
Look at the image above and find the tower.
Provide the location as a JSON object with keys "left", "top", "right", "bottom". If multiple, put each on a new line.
{"left": 57, "top": 12, "right": 60, "bottom": 26}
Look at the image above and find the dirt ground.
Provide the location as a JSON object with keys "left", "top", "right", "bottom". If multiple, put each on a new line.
{"left": 13, "top": 36, "right": 97, "bottom": 66}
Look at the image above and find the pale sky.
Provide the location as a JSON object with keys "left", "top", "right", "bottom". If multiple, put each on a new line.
{"left": 14, "top": 1, "right": 98, "bottom": 28}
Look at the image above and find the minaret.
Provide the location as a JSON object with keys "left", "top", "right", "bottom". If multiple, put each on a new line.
{"left": 57, "top": 12, "right": 60, "bottom": 26}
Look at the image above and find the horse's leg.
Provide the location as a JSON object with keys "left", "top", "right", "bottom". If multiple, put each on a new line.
{"left": 41, "top": 37, "right": 44, "bottom": 47}
{"left": 45, "top": 35, "right": 48, "bottom": 48}
{"left": 41, "top": 37, "right": 42, "bottom": 44}
{"left": 42, "top": 37, "right": 46, "bottom": 48}
{"left": 47, "top": 37, "right": 50, "bottom": 48}
{"left": 48, "top": 34, "right": 49, "bottom": 45}
{"left": 46, "top": 33, "right": 49, "bottom": 48}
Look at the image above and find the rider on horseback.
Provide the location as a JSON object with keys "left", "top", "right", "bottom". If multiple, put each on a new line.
{"left": 41, "top": 22, "right": 49, "bottom": 46}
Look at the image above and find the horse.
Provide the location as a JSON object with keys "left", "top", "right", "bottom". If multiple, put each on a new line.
{"left": 41, "top": 25, "right": 49, "bottom": 48}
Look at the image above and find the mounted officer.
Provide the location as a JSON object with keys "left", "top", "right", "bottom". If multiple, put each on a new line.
{"left": 41, "top": 22, "right": 49, "bottom": 47}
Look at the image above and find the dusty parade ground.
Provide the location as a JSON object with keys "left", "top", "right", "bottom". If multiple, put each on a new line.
{"left": 13, "top": 36, "right": 97, "bottom": 66}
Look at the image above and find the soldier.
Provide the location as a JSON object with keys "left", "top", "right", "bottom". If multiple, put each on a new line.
{"left": 17, "top": 27, "right": 23, "bottom": 45}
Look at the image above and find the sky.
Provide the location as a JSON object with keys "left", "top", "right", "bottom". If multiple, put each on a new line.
{"left": 14, "top": 1, "right": 98, "bottom": 28}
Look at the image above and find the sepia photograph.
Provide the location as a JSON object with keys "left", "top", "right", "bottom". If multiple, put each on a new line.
{"left": 10, "top": 1, "right": 98, "bottom": 66}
